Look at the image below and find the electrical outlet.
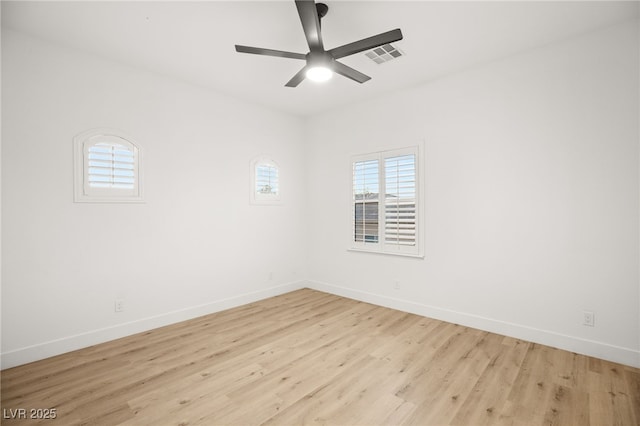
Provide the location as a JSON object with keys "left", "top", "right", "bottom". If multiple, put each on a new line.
{"left": 583, "top": 310, "right": 595, "bottom": 327}
{"left": 393, "top": 281, "right": 400, "bottom": 290}
{"left": 115, "top": 299, "right": 125, "bottom": 313}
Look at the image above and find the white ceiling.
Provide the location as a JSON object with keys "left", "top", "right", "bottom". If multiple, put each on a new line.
{"left": 2, "top": 1, "right": 638, "bottom": 117}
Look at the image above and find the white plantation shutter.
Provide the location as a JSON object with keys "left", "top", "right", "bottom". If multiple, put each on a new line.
{"left": 87, "top": 143, "right": 136, "bottom": 189}
{"left": 351, "top": 146, "right": 420, "bottom": 256}
{"left": 74, "top": 129, "right": 143, "bottom": 203}
{"left": 384, "top": 154, "right": 416, "bottom": 247}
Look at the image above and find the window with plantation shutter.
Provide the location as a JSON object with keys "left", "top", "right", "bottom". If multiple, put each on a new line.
{"left": 351, "top": 146, "right": 421, "bottom": 257}
{"left": 74, "top": 129, "right": 143, "bottom": 203}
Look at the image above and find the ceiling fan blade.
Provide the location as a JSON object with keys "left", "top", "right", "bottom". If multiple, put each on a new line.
{"left": 295, "top": 0, "right": 324, "bottom": 52}
{"left": 235, "top": 45, "right": 306, "bottom": 60}
{"left": 333, "top": 61, "right": 371, "bottom": 84}
{"left": 285, "top": 66, "right": 308, "bottom": 87}
{"left": 329, "top": 28, "right": 403, "bottom": 59}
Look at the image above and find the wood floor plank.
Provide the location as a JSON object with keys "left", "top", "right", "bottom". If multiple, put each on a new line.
{"left": 1, "top": 288, "right": 638, "bottom": 425}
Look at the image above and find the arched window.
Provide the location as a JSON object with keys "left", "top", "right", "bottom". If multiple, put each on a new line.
{"left": 251, "top": 157, "right": 280, "bottom": 204}
{"left": 74, "top": 129, "right": 143, "bottom": 202}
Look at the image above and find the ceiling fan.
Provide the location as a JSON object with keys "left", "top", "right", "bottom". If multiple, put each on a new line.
{"left": 234, "top": 0, "right": 403, "bottom": 87}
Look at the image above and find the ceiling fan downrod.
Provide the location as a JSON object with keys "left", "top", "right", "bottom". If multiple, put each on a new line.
{"left": 316, "top": 2, "right": 328, "bottom": 20}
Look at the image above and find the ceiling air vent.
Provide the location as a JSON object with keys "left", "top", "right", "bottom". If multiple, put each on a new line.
{"left": 365, "top": 44, "right": 404, "bottom": 64}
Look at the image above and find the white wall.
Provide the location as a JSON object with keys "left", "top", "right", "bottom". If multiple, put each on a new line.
{"left": 306, "top": 20, "right": 640, "bottom": 367}
{"left": 1, "top": 30, "right": 308, "bottom": 368}
{"left": 3, "top": 20, "right": 639, "bottom": 370}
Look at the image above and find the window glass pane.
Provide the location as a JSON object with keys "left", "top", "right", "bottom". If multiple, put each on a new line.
{"left": 353, "top": 159, "right": 379, "bottom": 243}
{"left": 256, "top": 164, "right": 278, "bottom": 195}
{"left": 353, "top": 159, "right": 379, "bottom": 198}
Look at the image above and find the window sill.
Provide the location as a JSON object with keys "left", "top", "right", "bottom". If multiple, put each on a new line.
{"left": 74, "top": 196, "right": 145, "bottom": 203}
{"left": 347, "top": 248, "right": 425, "bottom": 259}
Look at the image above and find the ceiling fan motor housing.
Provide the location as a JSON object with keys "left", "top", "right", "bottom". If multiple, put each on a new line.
{"left": 307, "top": 51, "right": 335, "bottom": 69}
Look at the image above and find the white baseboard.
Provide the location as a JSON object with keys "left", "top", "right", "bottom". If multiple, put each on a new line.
{"left": 1, "top": 281, "right": 305, "bottom": 370}
{"left": 4, "top": 280, "right": 638, "bottom": 369}
{"left": 306, "top": 280, "right": 640, "bottom": 368}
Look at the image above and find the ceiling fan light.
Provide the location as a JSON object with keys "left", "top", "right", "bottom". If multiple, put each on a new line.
{"left": 306, "top": 66, "right": 333, "bottom": 83}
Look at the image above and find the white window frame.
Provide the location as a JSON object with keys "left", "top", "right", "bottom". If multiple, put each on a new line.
{"left": 73, "top": 128, "right": 144, "bottom": 203}
{"left": 251, "top": 157, "right": 281, "bottom": 205}
{"left": 349, "top": 145, "right": 423, "bottom": 258}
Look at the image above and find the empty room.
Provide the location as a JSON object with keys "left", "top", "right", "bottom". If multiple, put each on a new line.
{"left": 1, "top": 0, "right": 639, "bottom": 424}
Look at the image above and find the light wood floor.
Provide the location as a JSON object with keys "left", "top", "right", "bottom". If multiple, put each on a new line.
{"left": 2, "top": 289, "right": 639, "bottom": 425}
